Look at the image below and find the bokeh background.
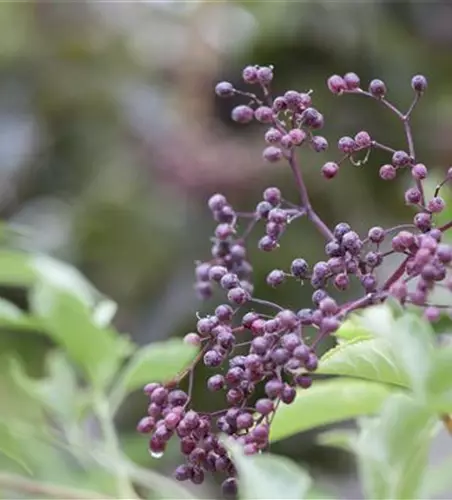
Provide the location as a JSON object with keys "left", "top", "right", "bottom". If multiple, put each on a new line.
{"left": 1, "top": 1, "right": 452, "bottom": 498}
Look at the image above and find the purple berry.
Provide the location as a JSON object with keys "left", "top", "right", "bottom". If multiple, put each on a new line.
{"left": 379, "top": 164, "right": 396, "bottom": 180}
{"left": 242, "top": 65, "right": 258, "bottom": 84}
{"left": 281, "top": 384, "right": 296, "bottom": 404}
{"left": 369, "top": 79, "right": 387, "bottom": 98}
{"left": 207, "top": 374, "right": 225, "bottom": 391}
{"left": 327, "top": 74, "right": 347, "bottom": 94}
{"left": 321, "top": 161, "right": 339, "bottom": 179}
{"left": 354, "top": 131, "right": 372, "bottom": 148}
{"left": 231, "top": 105, "right": 254, "bottom": 124}
{"left": 215, "top": 81, "right": 234, "bottom": 98}
{"left": 301, "top": 107, "right": 324, "bottom": 129}
{"left": 266, "top": 269, "right": 285, "bottom": 287}
{"left": 392, "top": 150, "right": 411, "bottom": 167}
{"left": 405, "top": 187, "right": 422, "bottom": 205}
{"left": 137, "top": 416, "right": 155, "bottom": 433}
{"left": 289, "top": 128, "right": 307, "bottom": 146}
{"left": 263, "top": 186, "right": 282, "bottom": 206}
{"left": 428, "top": 197, "right": 445, "bottom": 213}
{"left": 290, "top": 258, "right": 309, "bottom": 278}
{"left": 255, "top": 398, "right": 274, "bottom": 415}
{"left": 254, "top": 106, "right": 274, "bottom": 123}
{"left": 412, "top": 163, "right": 428, "bottom": 180}
{"left": 265, "top": 127, "right": 283, "bottom": 144}
{"left": 227, "top": 287, "right": 250, "bottom": 305}
{"left": 272, "top": 96, "right": 287, "bottom": 112}
{"left": 257, "top": 66, "right": 273, "bottom": 84}
{"left": 338, "top": 136, "right": 356, "bottom": 154}
{"left": 263, "top": 146, "right": 283, "bottom": 163}
{"left": 208, "top": 193, "right": 227, "bottom": 212}
{"left": 204, "top": 350, "right": 223, "bottom": 367}
{"left": 411, "top": 74, "right": 427, "bottom": 93}
{"left": 343, "top": 72, "right": 360, "bottom": 90}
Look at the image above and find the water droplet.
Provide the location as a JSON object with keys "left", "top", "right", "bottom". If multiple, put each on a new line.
{"left": 150, "top": 451, "right": 164, "bottom": 459}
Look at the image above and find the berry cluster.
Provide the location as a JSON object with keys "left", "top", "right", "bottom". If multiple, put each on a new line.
{"left": 139, "top": 64, "right": 452, "bottom": 495}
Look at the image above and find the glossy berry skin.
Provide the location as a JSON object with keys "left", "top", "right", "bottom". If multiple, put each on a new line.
{"left": 231, "top": 105, "right": 254, "bottom": 123}
{"left": 369, "top": 79, "right": 386, "bottom": 97}
{"left": 411, "top": 74, "right": 427, "bottom": 93}
{"left": 327, "top": 74, "right": 347, "bottom": 94}
{"left": 215, "top": 82, "right": 234, "bottom": 98}
{"left": 343, "top": 72, "right": 360, "bottom": 89}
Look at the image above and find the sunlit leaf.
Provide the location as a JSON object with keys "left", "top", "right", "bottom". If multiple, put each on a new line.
{"left": 225, "top": 438, "right": 312, "bottom": 499}
{"left": 317, "top": 337, "right": 409, "bottom": 387}
{"left": 270, "top": 378, "right": 394, "bottom": 442}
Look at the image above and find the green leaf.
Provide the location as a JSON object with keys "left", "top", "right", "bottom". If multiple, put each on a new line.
{"left": 316, "top": 429, "right": 357, "bottom": 453}
{"left": 334, "top": 317, "right": 373, "bottom": 342}
{"left": 0, "top": 250, "right": 35, "bottom": 285}
{"left": 225, "top": 438, "right": 312, "bottom": 499}
{"left": 30, "top": 283, "right": 134, "bottom": 389}
{"left": 0, "top": 421, "right": 33, "bottom": 475}
{"left": 9, "top": 352, "right": 87, "bottom": 422}
{"left": 109, "top": 339, "right": 198, "bottom": 411}
{"left": 425, "top": 346, "right": 452, "bottom": 413}
{"left": 317, "top": 337, "right": 409, "bottom": 387}
{"left": 0, "top": 298, "right": 38, "bottom": 330}
{"left": 270, "top": 378, "right": 394, "bottom": 443}
{"left": 356, "top": 393, "right": 436, "bottom": 499}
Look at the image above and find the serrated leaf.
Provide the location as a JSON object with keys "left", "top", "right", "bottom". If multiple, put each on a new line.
{"left": 30, "top": 283, "right": 134, "bottom": 390}
{"left": 270, "top": 379, "right": 394, "bottom": 443}
{"left": 110, "top": 339, "right": 198, "bottom": 411}
{"left": 317, "top": 337, "right": 409, "bottom": 387}
{"left": 356, "top": 393, "right": 436, "bottom": 499}
{"left": 225, "top": 438, "right": 312, "bottom": 499}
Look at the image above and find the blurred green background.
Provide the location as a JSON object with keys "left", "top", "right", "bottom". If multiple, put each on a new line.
{"left": 1, "top": 1, "right": 452, "bottom": 497}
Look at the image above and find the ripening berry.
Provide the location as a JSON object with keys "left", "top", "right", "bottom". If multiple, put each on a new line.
{"left": 215, "top": 205, "right": 235, "bottom": 223}
{"left": 231, "top": 105, "right": 254, "bottom": 123}
{"left": 295, "top": 374, "right": 312, "bottom": 389}
{"left": 209, "top": 265, "right": 227, "bottom": 282}
{"left": 301, "top": 107, "right": 324, "bottom": 129}
{"left": 334, "top": 273, "right": 349, "bottom": 290}
{"left": 412, "top": 163, "right": 428, "bottom": 180}
{"left": 354, "top": 131, "right": 372, "bottom": 148}
{"left": 266, "top": 269, "right": 285, "bottom": 287}
{"left": 220, "top": 273, "right": 240, "bottom": 290}
{"left": 437, "top": 244, "right": 452, "bottom": 264}
{"left": 250, "top": 318, "right": 266, "bottom": 336}
{"left": 207, "top": 193, "right": 227, "bottom": 212}
{"left": 338, "top": 136, "right": 356, "bottom": 154}
{"left": 215, "top": 304, "right": 234, "bottom": 322}
{"left": 428, "top": 196, "right": 445, "bottom": 213}
{"left": 312, "top": 261, "right": 330, "bottom": 279}
{"left": 291, "top": 258, "right": 309, "bottom": 278}
{"left": 258, "top": 235, "right": 277, "bottom": 252}
{"left": 184, "top": 332, "right": 201, "bottom": 347}
{"left": 424, "top": 306, "right": 440, "bottom": 322}
{"left": 242, "top": 65, "right": 258, "bottom": 83}
{"left": 236, "top": 412, "right": 254, "bottom": 430}
{"left": 143, "top": 382, "right": 160, "bottom": 396}
{"left": 325, "top": 241, "right": 342, "bottom": 257}
{"left": 305, "top": 352, "right": 319, "bottom": 371}
{"left": 281, "top": 333, "right": 301, "bottom": 352}
{"left": 215, "top": 223, "right": 234, "bottom": 240}
{"left": 256, "top": 200, "right": 272, "bottom": 219}
{"left": 251, "top": 336, "right": 268, "bottom": 355}
{"left": 281, "top": 384, "right": 296, "bottom": 404}
{"left": 197, "top": 317, "right": 216, "bottom": 335}
{"left": 392, "top": 150, "right": 411, "bottom": 167}
{"left": 255, "top": 398, "right": 274, "bottom": 415}
{"left": 222, "top": 478, "right": 238, "bottom": 497}
{"left": 268, "top": 207, "right": 287, "bottom": 224}
{"left": 365, "top": 251, "right": 382, "bottom": 268}
{"left": 265, "top": 127, "right": 283, "bottom": 144}
{"left": 414, "top": 212, "right": 432, "bottom": 232}
{"left": 367, "top": 226, "right": 385, "bottom": 244}
{"left": 343, "top": 72, "right": 360, "bottom": 90}
{"left": 227, "top": 287, "right": 250, "bottom": 305}
{"left": 263, "top": 186, "right": 282, "bottom": 206}
{"left": 284, "top": 90, "right": 302, "bottom": 109}
{"left": 263, "top": 146, "right": 283, "bottom": 163}
{"left": 327, "top": 74, "right": 347, "bottom": 94}
{"left": 311, "top": 135, "right": 328, "bottom": 152}
{"left": 150, "top": 387, "right": 168, "bottom": 405}
{"left": 361, "top": 273, "right": 377, "bottom": 292}
{"left": 266, "top": 221, "right": 283, "bottom": 238}
{"left": 215, "top": 81, "right": 234, "bottom": 98}
{"left": 174, "top": 464, "right": 191, "bottom": 482}
{"left": 149, "top": 436, "right": 166, "bottom": 456}
{"left": 333, "top": 222, "right": 351, "bottom": 241}
{"left": 254, "top": 106, "right": 274, "bottom": 123}
{"left": 272, "top": 96, "right": 287, "bottom": 112}
{"left": 257, "top": 66, "right": 273, "bottom": 84}
{"left": 411, "top": 74, "right": 428, "bottom": 93}
{"left": 281, "top": 134, "right": 294, "bottom": 149}
{"left": 429, "top": 229, "right": 442, "bottom": 242}
{"left": 230, "top": 244, "right": 246, "bottom": 261}
{"left": 312, "top": 289, "right": 328, "bottom": 307}
{"left": 321, "top": 161, "right": 339, "bottom": 179}
{"left": 137, "top": 416, "right": 155, "bottom": 433}
{"left": 369, "top": 79, "right": 387, "bottom": 98}
{"left": 379, "top": 164, "right": 396, "bottom": 180}
{"left": 297, "top": 308, "right": 313, "bottom": 325}
{"left": 405, "top": 187, "right": 422, "bottom": 205}
{"left": 342, "top": 231, "right": 362, "bottom": 254}
{"left": 203, "top": 350, "right": 223, "bottom": 367}
{"left": 207, "top": 374, "right": 225, "bottom": 391}
{"left": 319, "top": 297, "right": 338, "bottom": 315}
{"left": 289, "top": 128, "right": 307, "bottom": 146}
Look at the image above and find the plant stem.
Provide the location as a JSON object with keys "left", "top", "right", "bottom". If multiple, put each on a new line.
{"left": 0, "top": 472, "right": 113, "bottom": 500}
{"left": 287, "top": 152, "right": 334, "bottom": 241}
{"left": 94, "top": 396, "right": 137, "bottom": 499}
{"left": 382, "top": 256, "right": 410, "bottom": 291}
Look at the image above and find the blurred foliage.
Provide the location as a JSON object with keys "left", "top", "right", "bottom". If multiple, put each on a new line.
{"left": 1, "top": 0, "right": 452, "bottom": 497}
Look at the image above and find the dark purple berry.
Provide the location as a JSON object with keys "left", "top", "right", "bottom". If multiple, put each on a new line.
{"left": 258, "top": 235, "right": 277, "bottom": 252}
{"left": 294, "top": 374, "right": 312, "bottom": 389}
{"left": 411, "top": 74, "right": 427, "bottom": 93}
{"left": 281, "top": 384, "right": 296, "bottom": 404}
{"left": 334, "top": 222, "right": 351, "bottom": 241}
{"left": 405, "top": 187, "right": 422, "bottom": 205}
{"left": 220, "top": 273, "right": 240, "bottom": 290}
{"left": 369, "top": 79, "right": 386, "bottom": 97}
{"left": 207, "top": 374, "right": 225, "bottom": 391}
{"left": 137, "top": 416, "right": 155, "bottom": 433}
{"left": 392, "top": 150, "right": 411, "bottom": 167}
{"left": 327, "top": 74, "right": 347, "bottom": 94}
{"left": 143, "top": 382, "right": 160, "bottom": 396}
{"left": 204, "top": 350, "right": 223, "bottom": 367}
{"left": 222, "top": 477, "right": 238, "bottom": 497}
{"left": 321, "top": 161, "right": 339, "bottom": 179}
{"left": 414, "top": 212, "right": 432, "bottom": 232}
{"left": 227, "top": 287, "right": 250, "bottom": 305}
{"left": 368, "top": 226, "right": 385, "bottom": 244}
{"left": 338, "top": 136, "right": 356, "bottom": 154}
{"left": 344, "top": 72, "right": 360, "bottom": 90}
{"left": 412, "top": 163, "right": 428, "bottom": 180}
{"left": 291, "top": 258, "right": 309, "bottom": 278}
{"left": 150, "top": 387, "right": 168, "bottom": 405}
{"left": 174, "top": 464, "right": 191, "bottom": 482}
{"left": 255, "top": 398, "right": 274, "bottom": 415}
{"left": 272, "top": 96, "right": 287, "bottom": 112}
{"left": 215, "top": 81, "right": 234, "bottom": 98}
{"left": 215, "top": 304, "right": 234, "bottom": 322}
{"left": 428, "top": 197, "right": 445, "bottom": 213}
{"left": 301, "top": 107, "right": 324, "bottom": 129}
{"left": 266, "top": 269, "right": 285, "bottom": 287}
{"left": 256, "top": 201, "right": 273, "bottom": 219}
